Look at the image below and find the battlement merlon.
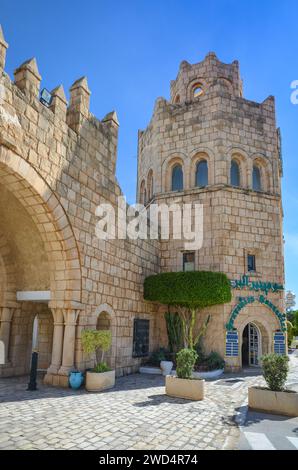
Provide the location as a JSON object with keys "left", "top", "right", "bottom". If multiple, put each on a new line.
{"left": 0, "top": 25, "right": 8, "bottom": 71}
{"left": 170, "top": 52, "right": 243, "bottom": 103}
{"left": 0, "top": 25, "right": 119, "bottom": 173}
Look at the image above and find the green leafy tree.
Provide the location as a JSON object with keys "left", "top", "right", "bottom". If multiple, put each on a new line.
{"left": 144, "top": 271, "right": 232, "bottom": 349}
{"left": 81, "top": 329, "right": 112, "bottom": 372}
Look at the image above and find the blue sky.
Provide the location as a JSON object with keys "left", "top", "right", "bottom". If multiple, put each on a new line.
{"left": 1, "top": 0, "right": 297, "bottom": 300}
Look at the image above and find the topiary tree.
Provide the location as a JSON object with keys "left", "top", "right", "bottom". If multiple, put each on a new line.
{"left": 144, "top": 271, "right": 232, "bottom": 349}
{"left": 261, "top": 353, "right": 289, "bottom": 391}
{"left": 81, "top": 329, "right": 112, "bottom": 372}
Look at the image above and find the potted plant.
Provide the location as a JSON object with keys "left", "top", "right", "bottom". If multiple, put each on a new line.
{"left": 165, "top": 348, "right": 204, "bottom": 401}
{"left": 248, "top": 353, "right": 298, "bottom": 417}
{"left": 81, "top": 329, "right": 115, "bottom": 392}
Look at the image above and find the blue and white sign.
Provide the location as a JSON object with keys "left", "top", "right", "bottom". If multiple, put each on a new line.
{"left": 273, "top": 331, "right": 286, "bottom": 355}
{"left": 226, "top": 331, "right": 239, "bottom": 357}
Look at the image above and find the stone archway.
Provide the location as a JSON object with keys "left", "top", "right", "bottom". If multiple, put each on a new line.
{"left": 0, "top": 147, "right": 82, "bottom": 380}
{"left": 95, "top": 304, "right": 117, "bottom": 369}
{"left": 234, "top": 303, "right": 280, "bottom": 368}
{"left": 0, "top": 146, "right": 82, "bottom": 306}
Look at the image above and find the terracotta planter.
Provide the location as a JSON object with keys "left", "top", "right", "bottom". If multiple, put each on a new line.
{"left": 165, "top": 375, "right": 204, "bottom": 401}
{"left": 85, "top": 370, "right": 115, "bottom": 392}
{"left": 248, "top": 386, "right": 298, "bottom": 417}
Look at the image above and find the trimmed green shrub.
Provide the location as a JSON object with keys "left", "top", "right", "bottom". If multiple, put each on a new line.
{"left": 261, "top": 353, "right": 289, "bottom": 391}
{"left": 144, "top": 271, "right": 232, "bottom": 309}
{"left": 144, "top": 271, "right": 231, "bottom": 348}
{"left": 81, "top": 329, "right": 112, "bottom": 372}
{"left": 176, "top": 348, "right": 198, "bottom": 379}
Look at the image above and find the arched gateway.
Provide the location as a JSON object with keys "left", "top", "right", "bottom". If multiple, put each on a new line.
{"left": 0, "top": 148, "right": 82, "bottom": 385}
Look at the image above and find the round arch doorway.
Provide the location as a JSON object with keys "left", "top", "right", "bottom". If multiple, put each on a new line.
{"left": 242, "top": 323, "right": 262, "bottom": 367}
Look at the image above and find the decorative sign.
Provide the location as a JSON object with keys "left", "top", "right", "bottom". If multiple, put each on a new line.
{"left": 225, "top": 331, "right": 239, "bottom": 357}
{"left": 230, "top": 275, "right": 283, "bottom": 295}
{"left": 226, "top": 295, "right": 287, "bottom": 332}
{"left": 273, "top": 332, "right": 286, "bottom": 355}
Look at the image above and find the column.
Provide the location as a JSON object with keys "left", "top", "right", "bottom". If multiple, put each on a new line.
{"left": 58, "top": 309, "right": 79, "bottom": 376}
{"left": 0, "top": 307, "right": 14, "bottom": 364}
{"left": 47, "top": 308, "right": 64, "bottom": 375}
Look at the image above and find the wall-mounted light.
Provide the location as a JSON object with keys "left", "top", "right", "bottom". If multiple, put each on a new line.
{"left": 40, "top": 88, "right": 52, "bottom": 107}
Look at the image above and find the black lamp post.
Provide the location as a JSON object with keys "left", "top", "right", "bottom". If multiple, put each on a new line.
{"left": 27, "top": 349, "right": 38, "bottom": 391}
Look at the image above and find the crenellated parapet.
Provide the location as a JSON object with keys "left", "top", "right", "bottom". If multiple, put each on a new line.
{"left": 170, "top": 51, "right": 243, "bottom": 104}
{"left": 0, "top": 24, "right": 119, "bottom": 180}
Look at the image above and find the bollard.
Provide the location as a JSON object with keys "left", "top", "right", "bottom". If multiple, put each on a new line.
{"left": 27, "top": 350, "right": 38, "bottom": 391}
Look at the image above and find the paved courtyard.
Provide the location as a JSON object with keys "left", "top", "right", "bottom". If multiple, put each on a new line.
{"left": 0, "top": 357, "right": 297, "bottom": 450}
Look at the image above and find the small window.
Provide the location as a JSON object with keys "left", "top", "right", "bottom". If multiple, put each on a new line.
{"left": 193, "top": 84, "right": 203, "bottom": 98}
{"left": 252, "top": 165, "right": 261, "bottom": 191}
{"left": 183, "top": 252, "right": 195, "bottom": 272}
{"left": 133, "top": 319, "right": 149, "bottom": 357}
{"left": 247, "top": 254, "right": 256, "bottom": 272}
{"left": 231, "top": 160, "right": 240, "bottom": 187}
{"left": 171, "top": 164, "right": 183, "bottom": 191}
{"left": 195, "top": 160, "right": 208, "bottom": 187}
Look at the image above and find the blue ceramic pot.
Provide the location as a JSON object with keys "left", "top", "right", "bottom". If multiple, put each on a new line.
{"left": 69, "top": 371, "right": 83, "bottom": 390}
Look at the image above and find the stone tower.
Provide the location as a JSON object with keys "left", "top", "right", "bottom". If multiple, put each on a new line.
{"left": 137, "top": 52, "right": 285, "bottom": 370}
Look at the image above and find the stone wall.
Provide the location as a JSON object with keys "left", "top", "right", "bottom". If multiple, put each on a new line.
{"left": 0, "top": 26, "right": 162, "bottom": 382}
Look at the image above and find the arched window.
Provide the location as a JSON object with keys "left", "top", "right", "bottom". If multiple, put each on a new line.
{"left": 140, "top": 180, "right": 146, "bottom": 204}
{"left": 174, "top": 94, "right": 180, "bottom": 104}
{"left": 195, "top": 160, "right": 208, "bottom": 187}
{"left": 252, "top": 165, "right": 261, "bottom": 191}
{"left": 230, "top": 160, "right": 240, "bottom": 187}
{"left": 171, "top": 164, "right": 183, "bottom": 191}
{"left": 147, "top": 170, "right": 153, "bottom": 201}
{"left": 193, "top": 84, "right": 204, "bottom": 98}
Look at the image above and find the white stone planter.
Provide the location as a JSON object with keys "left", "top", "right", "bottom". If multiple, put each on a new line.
{"left": 166, "top": 375, "right": 204, "bottom": 401}
{"left": 248, "top": 386, "right": 298, "bottom": 417}
{"left": 160, "top": 360, "right": 173, "bottom": 376}
{"left": 85, "top": 370, "right": 115, "bottom": 392}
{"left": 192, "top": 369, "right": 224, "bottom": 379}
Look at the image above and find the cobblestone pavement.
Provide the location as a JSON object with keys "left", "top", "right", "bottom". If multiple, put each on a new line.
{"left": 0, "top": 369, "right": 266, "bottom": 450}
{"left": 0, "top": 358, "right": 297, "bottom": 451}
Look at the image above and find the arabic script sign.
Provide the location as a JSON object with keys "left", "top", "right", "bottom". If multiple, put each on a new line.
{"left": 230, "top": 275, "right": 283, "bottom": 295}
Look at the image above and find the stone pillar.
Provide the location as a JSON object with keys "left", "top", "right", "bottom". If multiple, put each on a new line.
{"left": 58, "top": 309, "right": 79, "bottom": 377}
{"left": 0, "top": 307, "right": 14, "bottom": 363}
{"left": 14, "top": 57, "right": 41, "bottom": 98}
{"left": 0, "top": 25, "right": 8, "bottom": 72}
{"left": 46, "top": 308, "right": 64, "bottom": 375}
{"left": 50, "top": 85, "right": 67, "bottom": 121}
{"left": 66, "top": 76, "right": 90, "bottom": 132}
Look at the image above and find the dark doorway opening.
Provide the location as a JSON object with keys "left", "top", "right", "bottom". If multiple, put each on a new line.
{"left": 242, "top": 324, "right": 249, "bottom": 366}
